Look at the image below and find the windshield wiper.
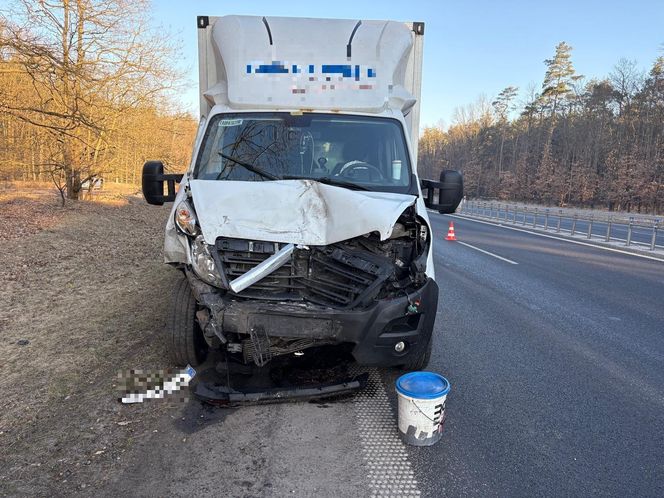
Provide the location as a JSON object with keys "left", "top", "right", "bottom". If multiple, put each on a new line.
{"left": 217, "top": 152, "right": 280, "bottom": 180}
{"left": 283, "top": 175, "right": 369, "bottom": 191}
{"left": 313, "top": 176, "right": 370, "bottom": 191}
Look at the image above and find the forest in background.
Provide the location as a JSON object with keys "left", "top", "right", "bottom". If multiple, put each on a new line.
{"left": 419, "top": 43, "right": 664, "bottom": 214}
{"left": 0, "top": 0, "right": 196, "bottom": 203}
{"left": 1, "top": 3, "right": 662, "bottom": 213}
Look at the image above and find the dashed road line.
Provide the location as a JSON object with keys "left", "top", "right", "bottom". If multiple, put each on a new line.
{"left": 456, "top": 240, "right": 518, "bottom": 265}
{"left": 352, "top": 368, "right": 420, "bottom": 497}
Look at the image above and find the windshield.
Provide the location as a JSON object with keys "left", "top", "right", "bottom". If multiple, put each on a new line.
{"left": 194, "top": 113, "right": 413, "bottom": 193}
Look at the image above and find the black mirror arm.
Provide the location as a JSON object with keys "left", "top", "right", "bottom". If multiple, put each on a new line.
{"left": 419, "top": 170, "right": 464, "bottom": 214}
{"left": 142, "top": 160, "right": 184, "bottom": 205}
{"left": 163, "top": 173, "right": 184, "bottom": 201}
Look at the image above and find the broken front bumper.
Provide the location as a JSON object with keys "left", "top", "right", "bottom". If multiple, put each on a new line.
{"left": 188, "top": 271, "right": 439, "bottom": 367}
{"left": 193, "top": 373, "right": 369, "bottom": 406}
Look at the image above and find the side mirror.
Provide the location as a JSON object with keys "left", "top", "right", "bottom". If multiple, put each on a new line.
{"left": 437, "top": 170, "right": 463, "bottom": 214}
{"left": 142, "top": 161, "right": 183, "bottom": 205}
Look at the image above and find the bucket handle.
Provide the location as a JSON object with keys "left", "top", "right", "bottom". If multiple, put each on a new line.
{"left": 408, "top": 398, "right": 444, "bottom": 424}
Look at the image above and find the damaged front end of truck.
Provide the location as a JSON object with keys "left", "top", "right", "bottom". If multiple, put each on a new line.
{"left": 148, "top": 166, "right": 441, "bottom": 371}
{"left": 140, "top": 15, "right": 463, "bottom": 372}
{"left": 188, "top": 210, "right": 436, "bottom": 369}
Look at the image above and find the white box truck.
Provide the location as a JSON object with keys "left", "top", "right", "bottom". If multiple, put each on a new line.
{"left": 142, "top": 15, "right": 463, "bottom": 370}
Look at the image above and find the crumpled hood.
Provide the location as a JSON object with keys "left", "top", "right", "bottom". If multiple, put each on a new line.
{"left": 189, "top": 179, "right": 417, "bottom": 246}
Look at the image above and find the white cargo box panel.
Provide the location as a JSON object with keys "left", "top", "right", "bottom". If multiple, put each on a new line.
{"left": 197, "top": 15, "right": 423, "bottom": 138}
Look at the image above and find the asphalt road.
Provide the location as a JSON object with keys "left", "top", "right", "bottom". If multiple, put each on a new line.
{"left": 102, "top": 211, "right": 664, "bottom": 497}
{"left": 462, "top": 205, "right": 663, "bottom": 248}
{"left": 407, "top": 211, "right": 664, "bottom": 497}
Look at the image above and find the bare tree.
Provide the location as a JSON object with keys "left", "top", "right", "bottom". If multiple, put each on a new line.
{"left": 492, "top": 86, "right": 518, "bottom": 176}
{"left": 610, "top": 58, "right": 643, "bottom": 115}
{"left": 0, "top": 0, "right": 183, "bottom": 202}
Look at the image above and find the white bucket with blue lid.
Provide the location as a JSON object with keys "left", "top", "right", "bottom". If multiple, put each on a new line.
{"left": 396, "top": 371, "right": 450, "bottom": 446}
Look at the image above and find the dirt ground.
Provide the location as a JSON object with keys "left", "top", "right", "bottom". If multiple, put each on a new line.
{"left": 0, "top": 185, "right": 373, "bottom": 498}
{"left": 0, "top": 185, "right": 183, "bottom": 496}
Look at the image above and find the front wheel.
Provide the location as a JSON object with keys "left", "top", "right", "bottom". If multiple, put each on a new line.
{"left": 166, "top": 277, "right": 208, "bottom": 366}
{"left": 401, "top": 339, "right": 432, "bottom": 371}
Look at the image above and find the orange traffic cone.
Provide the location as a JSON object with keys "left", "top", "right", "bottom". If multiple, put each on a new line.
{"left": 445, "top": 221, "right": 457, "bottom": 241}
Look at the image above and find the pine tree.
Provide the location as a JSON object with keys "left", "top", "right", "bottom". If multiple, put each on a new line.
{"left": 541, "top": 42, "right": 583, "bottom": 116}
{"left": 534, "top": 42, "right": 583, "bottom": 203}
{"left": 492, "top": 86, "right": 518, "bottom": 176}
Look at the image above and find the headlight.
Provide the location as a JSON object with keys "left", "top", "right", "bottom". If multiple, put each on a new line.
{"left": 190, "top": 235, "right": 224, "bottom": 287}
{"left": 175, "top": 200, "right": 198, "bottom": 235}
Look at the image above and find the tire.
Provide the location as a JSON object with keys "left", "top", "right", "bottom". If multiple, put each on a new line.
{"left": 166, "top": 276, "right": 208, "bottom": 367}
{"left": 401, "top": 338, "right": 432, "bottom": 371}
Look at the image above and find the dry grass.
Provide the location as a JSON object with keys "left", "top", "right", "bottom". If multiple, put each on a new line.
{"left": 0, "top": 186, "right": 183, "bottom": 496}
{"left": 0, "top": 182, "right": 145, "bottom": 241}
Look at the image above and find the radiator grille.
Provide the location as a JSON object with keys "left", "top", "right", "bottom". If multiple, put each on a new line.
{"left": 215, "top": 237, "right": 391, "bottom": 309}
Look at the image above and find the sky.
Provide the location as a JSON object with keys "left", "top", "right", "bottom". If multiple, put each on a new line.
{"left": 152, "top": 0, "right": 664, "bottom": 128}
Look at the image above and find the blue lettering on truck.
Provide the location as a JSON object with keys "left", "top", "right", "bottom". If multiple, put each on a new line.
{"left": 246, "top": 62, "right": 376, "bottom": 78}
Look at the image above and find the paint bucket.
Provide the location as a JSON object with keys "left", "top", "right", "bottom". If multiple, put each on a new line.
{"left": 396, "top": 371, "right": 450, "bottom": 446}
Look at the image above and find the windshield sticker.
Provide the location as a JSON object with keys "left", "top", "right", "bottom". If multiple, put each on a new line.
{"left": 218, "top": 119, "right": 243, "bottom": 127}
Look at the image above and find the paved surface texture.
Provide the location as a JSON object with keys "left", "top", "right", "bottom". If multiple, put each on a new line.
{"left": 101, "top": 397, "right": 371, "bottom": 497}
{"left": 409, "top": 212, "right": 664, "bottom": 497}
{"left": 102, "top": 211, "right": 664, "bottom": 497}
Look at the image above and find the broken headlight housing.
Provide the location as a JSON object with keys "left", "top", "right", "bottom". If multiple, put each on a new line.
{"left": 190, "top": 235, "right": 224, "bottom": 287}
{"left": 175, "top": 200, "right": 198, "bottom": 236}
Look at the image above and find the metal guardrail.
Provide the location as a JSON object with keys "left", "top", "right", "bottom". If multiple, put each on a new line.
{"left": 460, "top": 200, "right": 662, "bottom": 251}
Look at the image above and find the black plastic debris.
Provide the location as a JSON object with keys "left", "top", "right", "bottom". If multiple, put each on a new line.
{"left": 193, "top": 373, "right": 368, "bottom": 406}
{"left": 190, "top": 344, "right": 367, "bottom": 406}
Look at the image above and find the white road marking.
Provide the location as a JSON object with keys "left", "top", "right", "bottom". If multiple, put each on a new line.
{"left": 351, "top": 368, "right": 420, "bottom": 497}
{"left": 455, "top": 240, "right": 518, "bottom": 265}
{"left": 445, "top": 214, "right": 664, "bottom": 263}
